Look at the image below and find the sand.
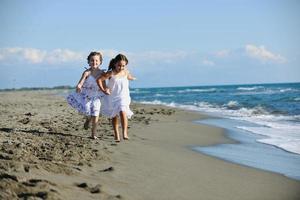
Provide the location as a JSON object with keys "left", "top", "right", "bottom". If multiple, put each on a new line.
{"left": 0, "top": 90, "right": 299, "bottom": 200}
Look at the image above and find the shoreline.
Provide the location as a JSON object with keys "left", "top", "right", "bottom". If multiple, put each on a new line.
{"left": 194, "top": 117, "right": 300, "bottom": 181}
{"left": 1, "top": 91, "right": 300, "bottom": 199}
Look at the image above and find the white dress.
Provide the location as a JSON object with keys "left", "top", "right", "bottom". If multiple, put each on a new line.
{"left": 67, "top": 74, "right": 104, "bottom": 116}
{"left": 101, "top": 74, "right": 133, "bottom": 118}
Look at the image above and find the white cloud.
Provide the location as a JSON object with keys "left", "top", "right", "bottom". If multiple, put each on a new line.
{"left": 100, "top": 49, "right": 119, "bottom": 59}
{"left": 245, "top": 44, "right": 286, "bottom": 63}
{"left": 0, "top": 47, "right": 190, "bottom": 67}
{"left": 211, "top": 45, "right": 287, "bottom": 65}
{"left": 0, "top": 47, "right": 84, "bottom": 64}
{"left": 46, "top": 49, "right": 84, "bottom": 63}
{"left": 214, "top": 49, "right": 230, "bottom": 58}
{"left": 23, "top": 48, "right": 47, "bottom": 63}
{"left": 127, "top": 50, "right": 188, "bottom": 65}
{"left": 202, "top": 59, "right": 215, "bottom": 66}
{"left": 1, "top": 45, "right": 285, "bottom": 68}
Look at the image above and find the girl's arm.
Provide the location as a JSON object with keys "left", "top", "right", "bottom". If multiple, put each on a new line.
{"left": 97, "top": 71, "right": 112, "bottom": 95}
{"left": 76, "top": 70, "right": 90, "bottom": 93}
{"left": 126, "top": 70, "right": 136, "bottom": 81}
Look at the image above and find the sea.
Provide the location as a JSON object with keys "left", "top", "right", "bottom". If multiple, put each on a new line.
{"left": 130, "top": 82, "right": 300, "bottom": 180}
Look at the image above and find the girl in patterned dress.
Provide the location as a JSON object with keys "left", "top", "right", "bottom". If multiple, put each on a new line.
{"left": 67, "top": 52, "right": 106, "bottom": 139}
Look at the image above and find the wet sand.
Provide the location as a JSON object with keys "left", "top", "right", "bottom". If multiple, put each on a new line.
{"left": 0, "top": 90, "right": 299, "bottom": 199}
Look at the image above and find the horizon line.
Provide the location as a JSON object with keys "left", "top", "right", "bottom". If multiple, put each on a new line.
{"left": 1, "top": 81, "right": 299, "bottom": 91}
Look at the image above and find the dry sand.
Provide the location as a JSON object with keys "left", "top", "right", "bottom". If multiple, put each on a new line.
{"left": 0, "top": 90, "right": 299, "bottom": 200}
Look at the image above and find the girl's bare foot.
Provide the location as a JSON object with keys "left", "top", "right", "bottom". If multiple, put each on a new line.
{"left": 123, "top": 136, "right": 129, "bottom": 140}
{"left": 91, "top": 135, "right": 98, "bottom": 140}
{"left": 114, "top": 134, "right": 121, "bottom": 142}
{"left": 123, "top": 132, "right": 129, "bottom": 140}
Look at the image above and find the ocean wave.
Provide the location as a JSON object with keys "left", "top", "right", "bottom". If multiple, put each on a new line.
{"left": 139, "top": 100, "right": 178, "bottom": 107}
{"left": 140, "top": 100, "right": 273, "bottom": 121}
{"left": 141, "top": 100, "right": 300, "bottom": 126}
{"left": 236, "top": 124, "right": 300, "bottom": 155}
{"left": 193, "top": 101, "right": 215, "bottom": 108}
{"left": 237, "top": 86, "right": 264, "bottom": 91}
{"left": 138, "top": 99, "right": 300, "bottom": 121}
{"left": 139, "top": 100, "right": 214, "bottom": 113}
{"left": 235, "top": 88, "right": 299, "bottom": 95}
{"left": 238, "top": 106, "right": 270, "bottom": 115}
{"left": 224, "top": 101, "right": 239, "bottom": 110}
{"left": 295, "top": 97, "right": 300, "bottom": 101}
{"left": 177, "top": 88, "right": 217, "bottom": 93}
{"left": 154, "top": 94, "right": 175, "bottom": 97}
{"left": 198, "top": 102, "right": 271, "bottom": 117}
{"left": 236, "top": 90, "right": 276, "bottom": 95}
{"left": 130, "top": 89, "right": 151, "bottom": 94}
{"left": 279, "top": 88, "right": 298, "bottom": 93}
{"left": 139, "top": 100, "right": 166, "bottom": 105}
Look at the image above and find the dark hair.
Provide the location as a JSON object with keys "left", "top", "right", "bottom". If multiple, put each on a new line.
{"left": 108, "top": 54, "right": 128, "bottom": 71}
{"left": 108, "top": 58, "right": 116, "bottom": 72}
{"left": 87, "top": 51, "right": 103, "bottom": 64}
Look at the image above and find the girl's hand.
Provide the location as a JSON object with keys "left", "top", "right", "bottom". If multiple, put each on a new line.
{"left": 127, "top": 71, "right": 136, "bottom": 81}
{"left": 76, "top": 84, "right": 82, "bottom": 93}
{"left": 104, "top": 88, "right": 111, "bottom": 95}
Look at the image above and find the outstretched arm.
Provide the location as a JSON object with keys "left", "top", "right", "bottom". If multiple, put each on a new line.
{"left": 76, "top": 70, "right": 90, "bottom": 93}
{"left": 127, "top": 70, "right": 136, "bottom": 81}
{"left": 97, "top": 71, "right": 112, "bottom": 95}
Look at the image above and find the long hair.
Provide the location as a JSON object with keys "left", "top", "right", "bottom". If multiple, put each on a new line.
{"left": 108, "top": 58, "right": 115, "bottom": 71}
{"left": 108, "top": 54, "right": 129, "bottom": 71}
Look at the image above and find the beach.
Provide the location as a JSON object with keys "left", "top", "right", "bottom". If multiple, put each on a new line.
{"left": 0, "top": 91, "right": 300, "bottom": 200}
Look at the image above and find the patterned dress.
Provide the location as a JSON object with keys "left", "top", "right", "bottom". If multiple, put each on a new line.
{"left": 67, "top": 74, "right": 104, "bottom": 116}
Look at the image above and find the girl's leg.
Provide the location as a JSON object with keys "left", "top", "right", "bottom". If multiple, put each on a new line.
{"left": 84, "top": 116, "right": 91, "bottom": 130}
{"left": 112, "top": 116, "right": 120, "bottom": 142}
{"left": 91, "top": 116, "right": 99, "bottom": 139}
{"left": 120, "top": 111, "right": 129, "bottom": 140}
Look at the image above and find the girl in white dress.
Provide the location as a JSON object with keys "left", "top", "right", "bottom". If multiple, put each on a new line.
{"left": 67, "top": 52, "right": 106, "bottom": 139}
{"left": 97, "top": 54, "right": 136, "bottom": 142}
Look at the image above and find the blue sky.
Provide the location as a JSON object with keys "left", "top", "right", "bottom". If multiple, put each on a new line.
{"left": 0, "top": 0, "right": 299, "bottom": 89}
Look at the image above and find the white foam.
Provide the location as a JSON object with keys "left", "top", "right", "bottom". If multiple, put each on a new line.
{"left": 177, "top": 88, "right": 217, "bottom": 93}
{"left": 237, "top": 86, "right": 263, "bottom": 91}
{"left": 236, "top": 124, "right": 300, "bottom": 154}
{"left": 229, "top": 110, "right": 300, "bottom": 154}
{"left": 224, "top": 101, "right": 239, "bottom": 109}
{"left": 139, "top": 100, "right": 166, "bottom": 105}
{"left": 279, "top": 88, "right": 298, "bottom": 93}
{"left": 235, "top": 87, "right": 298, "bottom": 95}
{"left": 154, "top": 94, "right": 175, "bottom": 97}
{"left": 130, "top": 89, "right": 150, "bottom": 94}
{"left": 294, "top": 97, "right": 300, "bottom": 101}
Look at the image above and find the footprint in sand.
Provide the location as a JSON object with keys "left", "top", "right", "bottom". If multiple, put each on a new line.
{"left": 24, "top": 112, "right": 34, "bottom": 116}
{"left": 75, "top": 182, "right": 102, "bottom": 194}
{"left": 0, "top": 128, "right": 14, "bottom": 133}
{"left": 0, "top": 173, "right": 18, "bottom": 182}
{"left": 17, "top": 191, "right": 48, "bottom": 199}
{"left": 18, "top": 117, "right": 30, "bottom": 124}
{"left": 99, "top": 166, "right": 114, "bottom": 172}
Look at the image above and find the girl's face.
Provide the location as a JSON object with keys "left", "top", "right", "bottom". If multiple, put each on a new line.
{"left": 89, "top": 55, "right": 101, "bottom": 69}
{"left": 114, "top": 60, "right": 126, "bottom": 72}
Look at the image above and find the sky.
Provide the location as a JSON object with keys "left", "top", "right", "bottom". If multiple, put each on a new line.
{"left": 0, "top": 0, "right": 299, "bottom": 89}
